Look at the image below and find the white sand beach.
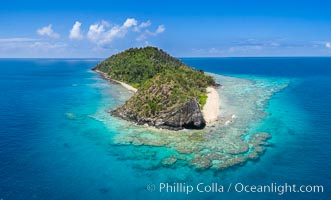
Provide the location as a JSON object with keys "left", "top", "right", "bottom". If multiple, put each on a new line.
{"left": 202, "top": 87, "right": 220, "bottom": 123}
{"left": 112, "top": 79, "right": 137, "bottom": 92}
{"left": 95, "top": 70, "right": 137, "bottom": 92}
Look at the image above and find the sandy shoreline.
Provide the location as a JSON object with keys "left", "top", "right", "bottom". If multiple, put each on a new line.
{"left": 202, "top": 87, "right": 220, "bottom": 123}
{"left": 95, "top": 70, "right": 137, "bottom": 92}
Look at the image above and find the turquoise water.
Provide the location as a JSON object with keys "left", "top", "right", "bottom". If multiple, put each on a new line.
{"left": 0, "top": 58, "right": 329, "bottom": 199}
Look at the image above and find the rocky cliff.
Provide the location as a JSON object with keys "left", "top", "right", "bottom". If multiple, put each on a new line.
{"left": 112, "top": 98, "right": 206, "bottom": 130}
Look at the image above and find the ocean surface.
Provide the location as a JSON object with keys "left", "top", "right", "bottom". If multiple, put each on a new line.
{"left": 0, "top": 57, "right": 330, "bottom": 199}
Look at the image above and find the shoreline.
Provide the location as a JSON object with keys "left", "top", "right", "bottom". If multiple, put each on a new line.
{"left": 202, "top": 86, "right": 220, "bottom": 124}
{"left": 94, "top": 69, "right": 137, "bottom": 92}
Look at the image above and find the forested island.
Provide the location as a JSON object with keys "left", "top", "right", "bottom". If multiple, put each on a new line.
{"left": 93, "top": 47, "right": 218, "bottom": 130}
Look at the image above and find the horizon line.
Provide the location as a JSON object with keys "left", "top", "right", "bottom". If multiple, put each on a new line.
{"left": 1, "top": 55, "right": 331, "bottom": 59}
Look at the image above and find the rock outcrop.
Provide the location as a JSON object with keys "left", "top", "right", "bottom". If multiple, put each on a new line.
{"left": 111, "top": 98, "right": 206, "bottom": 130}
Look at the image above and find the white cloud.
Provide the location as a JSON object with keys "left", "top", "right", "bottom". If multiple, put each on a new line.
{"left": 37, "top": 24, "right": 60, "bottom": 38}
{"left": 100, "top": 20, "right": 111, "bottom": 27}
{"left": 137, "top": 24, "right": 165, "bottom": 41}
{"left": 30, "top": 42, "right": 67, "bottom": 49}
{"left": 87, "top": 23, "right": 105, "bottom": 43}
{"left": 229, "top": 45, "right": 263, "bottom": 52}
{"left": 0, "top": 37, "right": 66, "bottom": 54}
{"left": 0, "top": 37, "right": 38, "bottom": 42}
{"left": 87, "top": 18, "right": 139, "bottom": 47}
{"left": 208, "top": 48, "right": 223, "bottom": 54}
{"left": 155, "top": 25, "right": 165, "bottom": 34}
{"left": 270, "top": 42, "right": 280, "bottom": 47}
{"left": 134, "top": 20, "right": 152, "bottom": 32}
{"left": 311, "top": 41, "right": 331, "bottom": 49}
{"left": 326, "top": 42, "right": 331, "bottom": 49}
{"left": 0, "top": 38, "right": 39, "bottom": 49}
{"left": 69, "top": 21, "right": 83, "bottom": 40}
{"left": 140, "top": 20, "right": 151, "bottom": 28}
{"left": 123, "top": 18, "right": 138, "bottom": 28}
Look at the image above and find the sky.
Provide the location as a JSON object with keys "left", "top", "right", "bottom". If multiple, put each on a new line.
{"left": 0, "top": 0, "right": 331, "bottom": 58}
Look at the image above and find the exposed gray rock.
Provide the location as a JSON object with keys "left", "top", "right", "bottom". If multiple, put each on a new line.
{"left": 111, "top": 98, "right": 206, "bottom": 130}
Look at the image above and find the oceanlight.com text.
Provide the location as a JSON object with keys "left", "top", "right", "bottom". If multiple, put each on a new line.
{"left": 146, "top": 182, "right": 324, "bottom": 195}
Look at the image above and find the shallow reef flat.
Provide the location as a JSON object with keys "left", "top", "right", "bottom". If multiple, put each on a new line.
{"left": 97, "top": 74, "right": 289, "bottom": 170}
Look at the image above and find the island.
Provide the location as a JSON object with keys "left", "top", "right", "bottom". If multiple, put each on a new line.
{"left": 93, "top": 46, "right": 219, "bottom": 130}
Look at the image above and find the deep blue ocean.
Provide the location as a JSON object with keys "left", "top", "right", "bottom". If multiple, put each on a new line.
{"left": 0, "top": 58, "right": 330, "bottom": 199}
